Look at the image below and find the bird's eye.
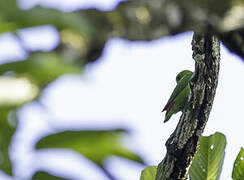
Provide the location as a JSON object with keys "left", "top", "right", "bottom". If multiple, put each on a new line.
{"left": 176, "top": 75, "right": 181, "bottom": 81}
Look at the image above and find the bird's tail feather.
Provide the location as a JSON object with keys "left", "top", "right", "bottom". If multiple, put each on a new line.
{"left": 164, "top": 111, "right": 173, "bottom": 123}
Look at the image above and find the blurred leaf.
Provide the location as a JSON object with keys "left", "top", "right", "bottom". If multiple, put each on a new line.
{"left": 0, "top": 0, "right": 94, "bottom": 37}
{"left": 32, "top": 171, "right": 66, "bottom": 180}
{"left": 36, "top": 129, "right": 144, "bottom": 166}
{"left": 0, "top": 52, "right": 81, "bottom": 88}
{"left": 0, "top": 0, "right": 103, "bottom": 63}
{"left": 0, "top": 21, "right": 18, "bottom": 34}
{"left": 140, "top": 166, "right": 157, "bottom": 180}
{"left": 0, "top": 109, "right": 17, "bottom": 175}
{"left": 232, "top": 147, "right": 244, "bottom": 180}
{"left": 0, "top": 77, "right": 38, "bottom": 108}
{"left": 189, "top": 132, "right": 226, "bottom": 180}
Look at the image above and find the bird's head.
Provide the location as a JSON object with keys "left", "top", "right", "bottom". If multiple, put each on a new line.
{"left": 176, "top": 70, "right": 193, "bottom": 82}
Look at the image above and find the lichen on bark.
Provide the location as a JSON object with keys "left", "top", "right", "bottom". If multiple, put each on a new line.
{"left": 155, "top": 32, "right": 220, "bottom": 180}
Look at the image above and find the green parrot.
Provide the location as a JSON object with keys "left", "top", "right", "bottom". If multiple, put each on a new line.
{"left": 162, "top": 70, "right": 193, "bottom": 123}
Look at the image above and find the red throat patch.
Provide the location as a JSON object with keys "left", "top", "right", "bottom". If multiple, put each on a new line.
{"left": 166, "top": 101, "right": 175, "bottom": 113}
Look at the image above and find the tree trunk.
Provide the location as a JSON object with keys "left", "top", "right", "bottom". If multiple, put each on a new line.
{"left": 156, "top": 32, "right": 220, "bottom": 180}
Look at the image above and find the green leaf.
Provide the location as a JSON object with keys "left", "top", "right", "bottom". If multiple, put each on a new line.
{"left": 0, "top": 52, "right": 81, "bottom": 88}
{"left": 0, "top": 21, "right": 18, "bottom": 34}
{"left": 0, "top": 109, "right": 17, "bottom": 175}
{"left": 189, "top": 132, "right": 226, "bottom": 180}
{"left": 32, "top": 171, "right": 66, "bottom": 180}
{"left": 140, "top": 166, "right": 157, "bottom": 180}
{"left": 35, "top": 129, "right": 144, "bottom": 166}
{"left": 232, "top": 147, "right": 244, "bottom": 180}
{"left": 0, "top": 0, "right": 94, "bottom": 37}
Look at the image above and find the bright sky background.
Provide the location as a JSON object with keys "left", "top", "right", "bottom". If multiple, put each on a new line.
{"left": 1, "top": 0, "right": 244, "bottom": 180}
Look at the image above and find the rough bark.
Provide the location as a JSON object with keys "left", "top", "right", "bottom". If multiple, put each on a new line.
{"left": 156, "top": 33, "right": 220, "bottom": 180}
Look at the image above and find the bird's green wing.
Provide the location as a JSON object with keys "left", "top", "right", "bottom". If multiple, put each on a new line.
{"left": 162, "top": 73, "right": 192, "bottom": 111}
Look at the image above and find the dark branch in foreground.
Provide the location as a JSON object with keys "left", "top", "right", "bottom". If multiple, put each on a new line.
{"left": 156, "top": 33, "right": 220, "bottom": 180}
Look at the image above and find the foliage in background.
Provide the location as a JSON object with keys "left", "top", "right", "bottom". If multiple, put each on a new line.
{"left": 36, "top": 129, "right": 144, "bottom": 167}
{"left": 32, "top": 171, "right": 66, "bottom": 180}
{"left": 0, "top": 0, "right": 146, "bottom": 179}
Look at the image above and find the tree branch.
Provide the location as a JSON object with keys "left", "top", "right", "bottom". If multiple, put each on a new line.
{"left": 156, "top": 32, "right": 220, "bottom": 180}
